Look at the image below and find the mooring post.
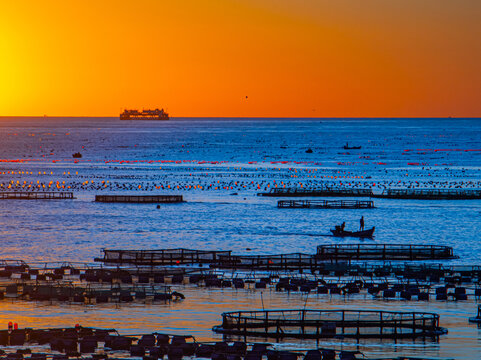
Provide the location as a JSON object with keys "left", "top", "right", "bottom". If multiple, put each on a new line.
{"left": 342, "top": 310, "right": 345, "bottom": 336}
{"left": 380, "top": 312, "right": 383, "bottom": 337}
{"left": 301, "top": 309, "right": 305, "bottom": 335}
{"left": 412, "top": 313, "right": 416, "bottom": 336}
{"left": 265, "top": 310, "right": 268, "bottom": 334}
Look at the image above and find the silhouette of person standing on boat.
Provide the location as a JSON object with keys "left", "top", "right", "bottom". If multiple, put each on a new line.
{"left": 360, "top": 216, "right": 365, "bottom": 231}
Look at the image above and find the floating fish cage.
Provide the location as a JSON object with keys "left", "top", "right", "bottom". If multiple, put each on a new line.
{"left": 95, "top": 195, "right": 183, "bottom": 203}
{"left": 96, "top": 249, "right": 328, "bottom": 272}
{"left": 95, "top": 248, "right": 232, "bottom": 266}
{"left": 0, "top": 260, "right": 192, "bottom": 284}
{"left": 0, "top": 326, "right": 197, "bottom": 360}
{"left": 5, "top": 256, "right": 481, "bottom": 290}
{"left": 95, "top": 248, "right": 321, "bottom": 270}
{"left": 0, "top": 326, "right": 380, "bottom": 360}
{"left": 1, "top": 280, "right": 179, "bottom": 303}
{"left": 79, "top": 267, "right": 187, "bottom": 283}
{"left": 0, "top": 326, "right": 118, "bottom": 347}
{"left": 259, "top": 188, "right": 373, "bottom": 197}
{"left": 213, "top": 309, "right": 447, "bottom": 339}
{"left": 0, "top": 325, "right": 446, "bottom": 360}
{"left": 94, "top": 247, "right": 463, "bottom": 273}
{"left": 374, "top": 188, "right": 481, "bottom": 200}
{"left": 316, "top": 244, "right": 456, "bottom": 261}
{"left": 2, "top": 261, "right": 481, "bottom": 303}
{"left": 214, "top": 253, "right": 325, "bottom": 271}
{"left": 0, "top": 192, "right": 74, "bottom": 200}
{"left": 0, "top": 260, "right": 29, "bottom": 275}
{"left": 277, "top": 200, "right": 375, "bottom": 209}
{"left": 317, "top": 262, "right": 481, "bottom": 284}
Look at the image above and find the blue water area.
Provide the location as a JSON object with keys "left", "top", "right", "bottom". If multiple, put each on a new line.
{"left": 0, "top": 117, "right": 481, "bottom": 358}
{"left": 0, "top": 117, "right": 480, "bottom": 262}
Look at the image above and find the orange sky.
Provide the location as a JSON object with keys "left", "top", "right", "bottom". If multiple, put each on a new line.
{"left": 1, "top": 0, "right": 480, "bottom": 117}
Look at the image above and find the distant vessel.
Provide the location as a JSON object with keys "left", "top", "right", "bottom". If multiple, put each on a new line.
{"left": 343, "top": 142, "right": 361, "bottom": 150}
{"left": 120, "top": 108, "right": 169, "bottom": 120}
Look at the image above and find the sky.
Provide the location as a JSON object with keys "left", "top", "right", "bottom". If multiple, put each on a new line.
{"left": 1, "top": 0, "right": 480, "bottom": 117}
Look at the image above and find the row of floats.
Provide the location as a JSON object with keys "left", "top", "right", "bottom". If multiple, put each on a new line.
{"left": 1, "top": 272, "right": 479, "bottom": 304}
{"left": 1, "top": 257, "right": 481, "bottom": 305}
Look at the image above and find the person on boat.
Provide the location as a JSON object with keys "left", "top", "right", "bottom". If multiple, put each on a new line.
{"left": 341, "top": 222, "right": 346, "bottom": 231}
{"left": 360, "top": 216, "right": 364, "bottom": 231}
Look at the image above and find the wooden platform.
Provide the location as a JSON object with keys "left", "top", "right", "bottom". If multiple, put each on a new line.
{"left": 213, "top": 309, "right": 446, "bottom": 339}
{"left": 317, "top": 244, "right": 456, "bottom": 261}
{"left": 259, "top": 188, "right": 373, "bottom": 197}
{"left": 0, "top": 191, "right": 74, "bottom": 200}
{"left": 374, "top": 188, "right": 481, "bottom": 200}
{"left": 95, "top": 195, "right": 183, "bottom": 203}
{"left": 277, "top": 199, "right": 374, "bottom": 209}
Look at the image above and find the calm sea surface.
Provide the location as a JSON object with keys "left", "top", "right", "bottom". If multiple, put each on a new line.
{"left": 0, "top": 117, "right": 481, "bottom": 359}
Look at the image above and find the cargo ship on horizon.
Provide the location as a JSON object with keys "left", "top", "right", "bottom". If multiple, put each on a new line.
{"left": 120, "top": 108, "right": 169, "bottom": 120}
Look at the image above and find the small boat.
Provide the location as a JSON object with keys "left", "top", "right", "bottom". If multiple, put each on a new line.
{"left": 331, "top": 226, "right": 375, "bottom": 238}
{"left": 72, "top": 152, "right": 82, "bottom": 158}
{"left": 343, "top": 142, "right": 361, "bottom": 150}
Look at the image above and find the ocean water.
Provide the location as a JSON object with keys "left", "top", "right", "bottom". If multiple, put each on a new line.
{"left": 1, "top": 117, "right": 481, "bottom": 359}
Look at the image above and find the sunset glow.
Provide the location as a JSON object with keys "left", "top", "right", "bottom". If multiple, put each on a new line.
{"left": 1, "top": 0, "right": 480, "bottom": 117}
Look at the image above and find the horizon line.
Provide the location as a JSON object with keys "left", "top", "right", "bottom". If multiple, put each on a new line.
{"left": 1, "top": 115, "right": 480, "bottom": 119}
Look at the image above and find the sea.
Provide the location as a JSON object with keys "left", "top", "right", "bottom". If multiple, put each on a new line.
{"left": 0, "top": 117, "right": 481, "bottom": 359}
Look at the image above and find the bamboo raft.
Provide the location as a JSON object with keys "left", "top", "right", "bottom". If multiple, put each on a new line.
{"left": 259, "top": 188, "right": 373, "bottom": 197}
{"left": 373, "top": 188, "right": 481, "bottom": 200}
{"left": 0, "top": 191, "right": 74, "bottom": 200}
{"left": 213, "top": 309, "right": 446, "bottom": 339}
{"left": 316, "top": 244, "right": 456, "bottom": 261}
{"left": 95, "top": 195, "right": 183, "bottom": 203}
{"left": 277, "top": 200, "right": 374, "bottom": 209}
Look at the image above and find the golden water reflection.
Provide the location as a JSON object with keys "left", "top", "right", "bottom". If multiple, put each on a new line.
{"left": 0, "top": 285, "right": 479, "bottom": 358}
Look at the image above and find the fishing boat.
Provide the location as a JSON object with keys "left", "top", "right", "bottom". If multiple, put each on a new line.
{"left": 331, "top": 226, "right": 375, "bottom": 238}
{"left": 343, "top": 142, "right": 361, "bottom": 150}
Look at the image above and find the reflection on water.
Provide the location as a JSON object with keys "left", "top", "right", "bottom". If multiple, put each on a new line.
{"left": 0, "top": 285, "right": 477, "bottom": 358}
